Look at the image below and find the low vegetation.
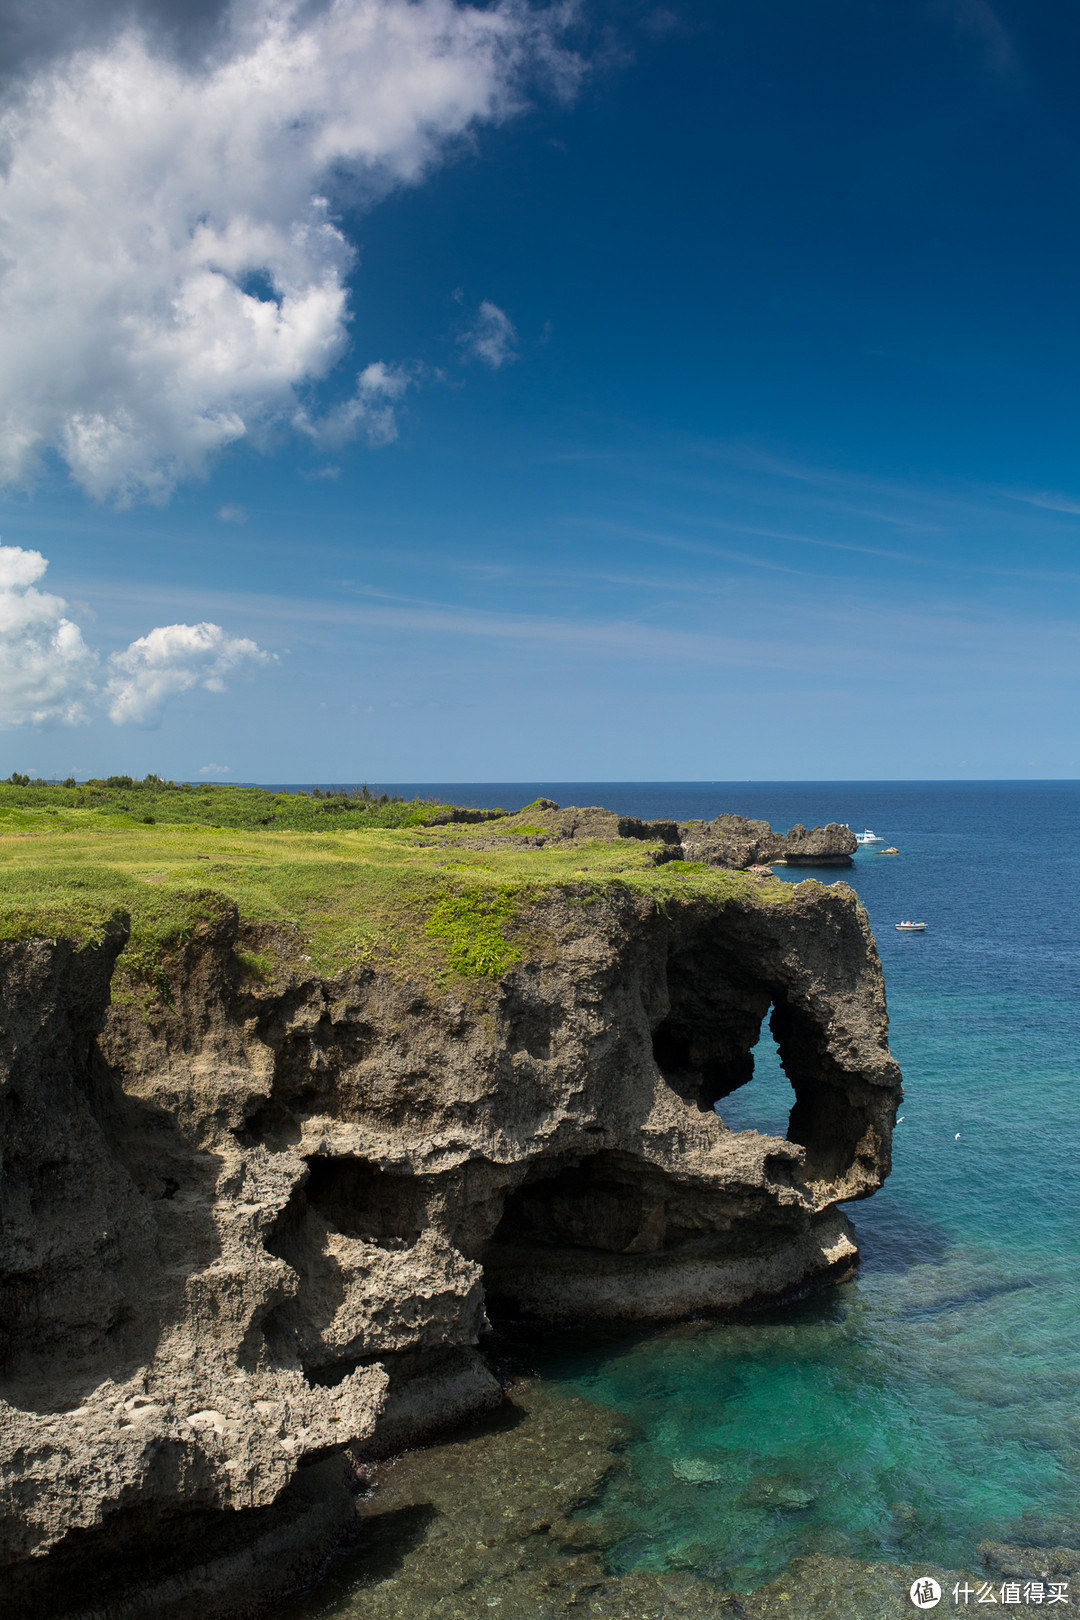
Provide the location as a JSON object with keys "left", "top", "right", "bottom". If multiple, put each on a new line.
{"left": 0, "top": 779, "right": 793, "bottom": 993}
{"left": 425, "top": 884, "right": 524, "bottom": 977}
{"left": 0, "top": 774, "right": 448, "bottom": 832}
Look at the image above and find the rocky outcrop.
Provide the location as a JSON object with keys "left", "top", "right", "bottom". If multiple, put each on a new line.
{"left": 0, "top": 875, "right": 900, "bottom": 1616}
{"left": 479, "top": 803, "right": 857, "bottom": 867}
{"left": 676, "top": 813, "right": 856, "bottom": 867}
{"left": 424, "top": 805, "right": 509, "bottom": 825}
{"left": 775, "top": 820, "right": 859, "bottom": 865}
{"left": 458, "top": 802, "right": 682, "bottom": 851}
{"left": 0, "top": 923, "right": 388, "bottom": 1619}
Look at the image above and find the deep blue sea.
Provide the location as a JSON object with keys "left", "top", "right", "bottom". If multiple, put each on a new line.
{"left": 298, "top": 782, "right": 1080, "bottom": 1606}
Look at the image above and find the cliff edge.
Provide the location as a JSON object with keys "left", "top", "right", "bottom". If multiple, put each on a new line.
{"left": 0, "top": 847, "right": 899, "bottom": 1617}
{"left": 452, "top": 802, "right": 858, "bottom": 867}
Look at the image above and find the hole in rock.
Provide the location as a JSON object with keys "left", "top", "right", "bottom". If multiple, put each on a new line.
{"left": 301, "top": 1156, "right": 430, "bottom": 1247}
{"left": 651, "top": 935, "right": 875, "bottom": 1188}
{"left": 714, "top": 1004, "right": 796, "bottom": 1140}
{"left": 649, "top": 956, "right": 769, "bottom": 1113}
{"left": 768, "top": 996, "right": 875, "bottom": 1185}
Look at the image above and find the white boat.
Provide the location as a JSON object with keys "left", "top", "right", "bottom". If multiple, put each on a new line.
{"left": 854, "top": 828, "right": 884, "bottom": 846}
{"left": 895, "top": 921, "right": 927, "bottom": 932}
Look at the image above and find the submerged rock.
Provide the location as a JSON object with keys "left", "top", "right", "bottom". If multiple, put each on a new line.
{"left": 978, "top": 1540, "right": 1080, "bottom": 1579}
{"left": 739, "top": 1472, "right": 818, "bottom": 1512}
{"left": 671, "top": 1456, "right": 729, "bottom": 1485}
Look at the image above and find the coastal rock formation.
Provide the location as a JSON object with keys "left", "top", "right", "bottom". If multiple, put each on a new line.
{"left": 674, "top": 812, "right": 856, "bottom": 867}
{"left": 0, "top": 875, "right": 900, "bottom": 1616}
{"left": 481, "top": 803, "right": 858, "bottom": 868}
{"left": 775, "top": 820, "right": 859, "bottom": 865}
{"left": 675, "top": 812, "right": 776, "bottom": 869}
{"left": 0, "top": 925, "right": 389, "bottom": 1618}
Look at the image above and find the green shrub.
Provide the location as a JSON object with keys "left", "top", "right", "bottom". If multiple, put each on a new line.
{"left": 0, "top": 777, "right": 457, "bottom": 834}
{"left": 425, "top": 885, "right": 522, "bottom": 977}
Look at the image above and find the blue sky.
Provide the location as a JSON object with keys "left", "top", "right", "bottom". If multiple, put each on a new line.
{"left": 1, "top": 0, "right": 1078, "bottom": 781}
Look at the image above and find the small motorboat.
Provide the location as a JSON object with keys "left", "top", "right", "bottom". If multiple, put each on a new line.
{"left": 854, "top": 829, "right": 884, "bottom": 846}
{"left": 895, "top": 921, "right": 927, "bottom": 931}
{"left": 879, "top": 846, "right": 900, "bottom": 855}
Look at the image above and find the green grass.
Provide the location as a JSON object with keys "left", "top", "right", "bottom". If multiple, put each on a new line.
{"left": 0, "top": 775, "right": 451, "bottom": 833}
{"left": 0, "top": 785, "right": 796, "bottom": 993}
{"left": 425, "top": 885, "right": 524, "bottom": 977}
{"left": 235, "top": 948, "right": 275, "bottom": 983}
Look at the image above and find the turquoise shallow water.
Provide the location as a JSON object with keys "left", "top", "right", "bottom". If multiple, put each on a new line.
{"left": 295, "top": 782, "right": 1080, "bottom": 1611}
{"left": 510, "top": 782, "right": 1080, "bottom": 1585}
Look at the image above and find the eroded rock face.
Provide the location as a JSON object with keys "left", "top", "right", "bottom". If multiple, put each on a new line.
{"left": 0, "top": 878, "right": 900, "bottom": 1615}
{"left": 679, "top": 814, "right": 858, "bottom": 868}
{"left": 0, "top": 923, "right": 388, "bottom": 1618}
{"left": 469, "top": 803, "right": 858, "bottom": 868}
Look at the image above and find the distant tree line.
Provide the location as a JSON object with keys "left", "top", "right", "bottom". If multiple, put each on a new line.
{"left": 4, "top": 774, "right": 406, "bottom": 802}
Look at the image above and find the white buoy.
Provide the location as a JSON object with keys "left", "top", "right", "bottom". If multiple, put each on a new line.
{"left": 955, "top": 1133, "right": 961, "bottom": 1140}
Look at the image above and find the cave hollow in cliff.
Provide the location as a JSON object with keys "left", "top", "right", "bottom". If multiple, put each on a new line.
{"left": 300, "top": 1155, "right": 431, "bottom": 1249}
{"left": 260, "top": 1155, "right": 438, "bottom": 1378}
{"left": 651, "top": 937, "right": 876, "bottom": 1189}
{"left": 489, "top": 1151, "right": 673, "bottom": 1257}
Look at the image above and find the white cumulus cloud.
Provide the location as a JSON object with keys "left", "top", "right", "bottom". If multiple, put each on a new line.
{"left": 461, "top": 300, "right": 519, "bottom": 368}
{"left": 0, "top": 541, "right": 268, "bottom": 727}
{"left": 0, "top": 0, "right": 577, "bottom": 503}
{"left": 293, "top": 359, "right": 413, "bottom": 449}
{"left": 105, "top": 622, "right": 268, "bottom": 725}
{"left": 0, "top": 546, "right": 98, "bottom": 726}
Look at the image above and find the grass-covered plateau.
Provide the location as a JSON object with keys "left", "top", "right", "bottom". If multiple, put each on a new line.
{"left": 0, "top": 780, "right": 794, "bottom": 996}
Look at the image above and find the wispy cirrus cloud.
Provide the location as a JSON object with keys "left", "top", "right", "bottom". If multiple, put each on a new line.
{"left": 940, "top": 0, "right": 1020, "bottom": 78}
{"left": 1005, "top": 489, "right": 1080, "bottom": 517}
{"left": 461, "top": 300, "right": 519, "bottom": 369}
{"left": 0, "top": 0, "right": 578, "bottom": 504}
{"left": 77, "top": 568, "right": 1080, "bottom": 690}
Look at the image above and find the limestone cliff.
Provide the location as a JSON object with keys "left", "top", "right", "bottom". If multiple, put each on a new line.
{"left": 0, "top": 874, "right": 900, "bottom": 1617}
{"left": 679, "top": 813, "right": 858, "bottom": 868}
{"left": 462, "top": 802, "right": 858, "bottom": 868}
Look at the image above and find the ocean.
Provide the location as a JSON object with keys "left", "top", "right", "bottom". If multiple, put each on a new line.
{"left": 284, "top": 781, "right": 1080, "bottom": 1614}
